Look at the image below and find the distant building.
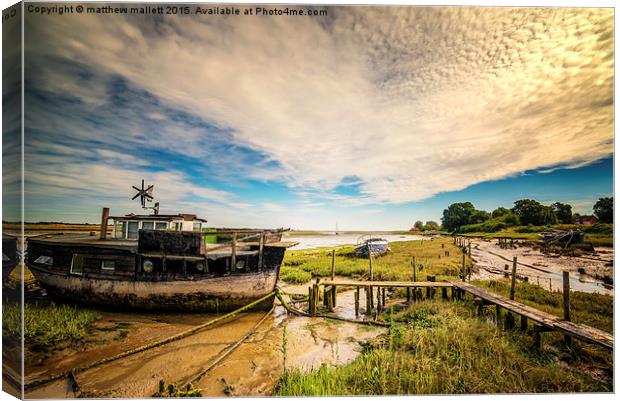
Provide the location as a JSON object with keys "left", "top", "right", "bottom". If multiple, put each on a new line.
{"left": 574, "top": 214, "right": 598, "bottom": 225}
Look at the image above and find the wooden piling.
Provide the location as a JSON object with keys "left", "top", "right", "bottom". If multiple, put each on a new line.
{"left": 258, "top": 233, "right": 265, "bottom": 270}
{"left": 442, "top": 287, "right": 448, "bottom": 301}
{"left": 495, "top": 305, "right": 502, "bottom": 328}
{"left": 331, "top": 285, "right": 337, "bottom": 308}
{"left": 231, "top": 232, "right": 237, "bottom": 270}
{"left": 327, "top": 287, "right": 334, "bottom": 312}
{"left": 412, "top": 257, "right": 417, "bottom": 282}
{"left": 382, "top": 287, "right": 386, "bottom": 307}
{"left": 468, "top": 241, "right": 471, "bottom": 256}
{"left": 406, "top": 287, "right": 411, "bottom": 303}
{"left": 369, "top": 251, "right": 374, "bottom": 281}
{"left": 331, "top": 249, "right": 336, "bottom": 281}
{"left": 355, "top": 289, "right": 360, "bottom": 318}
{"left": 308, "top": 286, "right": 313, "bottom": 314}
{"left": 520, "top": 315, "right": 528, "bottom": 331}
{"left": 509, "top": 256, "right": 518, "bottom": 301}
{"left": 365, "top": 288, "right": 371, "bottom": 315}
{"left": 563, "top": 270, "right": 571, "bottom": 346}
{"left": 461, "top": 252, "right": 466, "bottom": 282}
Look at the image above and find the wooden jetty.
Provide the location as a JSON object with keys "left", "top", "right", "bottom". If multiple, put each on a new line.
{"left": 453, "top": 282, "right": 613, "bottom": 350}
{"left": 306, "top": 278, "right": 613, "bottom": 351}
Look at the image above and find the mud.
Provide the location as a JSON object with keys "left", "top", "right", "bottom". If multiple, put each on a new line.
{"left": 470, "top": 239, "right": 613, "bottom": 295}
{"left": 24, "top": 283, "right": 383, "bottom": 398}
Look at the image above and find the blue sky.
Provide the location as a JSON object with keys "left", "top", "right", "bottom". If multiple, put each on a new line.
{"left": 7, "top": 6, "right": 613, "bottom": 230}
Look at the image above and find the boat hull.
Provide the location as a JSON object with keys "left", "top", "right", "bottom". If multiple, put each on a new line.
{"left": 355, "top": 242, "right": 389, "bottom": 257}
{"left": 28, "top": 266, "right": 279, "bottom": 312}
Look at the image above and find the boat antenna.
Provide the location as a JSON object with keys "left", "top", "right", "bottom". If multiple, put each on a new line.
{"left": 131, "top": 180, "right": 159, "bottom": 215}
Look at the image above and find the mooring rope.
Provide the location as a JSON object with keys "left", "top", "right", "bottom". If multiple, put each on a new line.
{"left": 24, "top": 291, "right": 276, "bottom": 390}
{"left": 180, "top": 305, "right": 275, "bottom": 389}
{"left": 275, "top": 288, "right": 390, "bottom": 327}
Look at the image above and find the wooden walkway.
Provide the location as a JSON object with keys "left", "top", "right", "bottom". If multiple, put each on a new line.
{"left": 454, "top": 282, "right": 613, "bottom": 350}
{"left": 312, "top": 279, "right": 612, "bottom": 350}
{"left": 320, "top": 279, "right": 452, "bottom": 288}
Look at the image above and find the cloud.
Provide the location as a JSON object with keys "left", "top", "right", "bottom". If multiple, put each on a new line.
{"left": 23, "top": 6, "right": 613, "bottom": 212}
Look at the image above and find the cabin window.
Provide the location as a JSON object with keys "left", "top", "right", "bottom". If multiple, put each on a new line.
{"left": 155, "top": 222, "right": 168, "bottom": 230}
{"left": 142, "top": 221, "right": 154, "bottom": 230}
{"left": 114, "top": 222, "right": 122, "bottom": 238}
{"left": 193, "top": 223, "right": 202, "bottom": 232}
{"left": 174, "top": 222, "right": 182, "bottom": 231}
{"left": 70, "top": 254, "right": 85, "bottom": 275}
{"left": 127, "top": 222, "right": 139, "bottom": 240}
{"left": 101, "top": 260, "right": 115, "bottom": 270}
{"left": 34, "top": 255, "right": 53, "bottom": 265}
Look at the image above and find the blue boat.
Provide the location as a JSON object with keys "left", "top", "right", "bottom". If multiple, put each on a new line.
{"left": 355, "top": 237, "right": 389, "bottom": 257}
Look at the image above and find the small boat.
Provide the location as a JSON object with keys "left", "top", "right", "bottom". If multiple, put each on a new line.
{"left": 537, "top": 229, "right": 584, "bottom": 245}
{"left": 355, "top": 236, "right": 389, "bottom": 257}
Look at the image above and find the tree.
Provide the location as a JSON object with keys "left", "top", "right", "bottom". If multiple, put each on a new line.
{"left": 414, "top": 220, "right": 424, "bottom": 230}
{"left": 512, "top": 199, "right": 557, "bottom": 226}
{"left": 470, "top": 210, "right": 491, "bottom": 224}
{"left": 492, "top": 207, "right": 511, "bottom": 218}
{"left": 593, "top": 197, "right": 613, "bottom": 223}
{"left": 424, "top": 220, "right": 439, "bottom": 231}
{"left": 552, "top": 202, "right": 573, "bottom": 224}
{"left": 441, "top": 202, "right": 476, "bottom": 232}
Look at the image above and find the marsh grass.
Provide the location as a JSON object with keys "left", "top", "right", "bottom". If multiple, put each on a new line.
{"left": 2, "top": 302, "right": 100, "bottom": 349}
{"left": 281, "top": 238, "right": 470, "bottom": 284}
{"left": 276, "top": 301, "right": 611, "bottom": 395}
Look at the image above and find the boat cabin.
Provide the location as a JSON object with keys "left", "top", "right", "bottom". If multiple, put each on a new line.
{"left": 110, "top": 213, "right": 209, "bottom": 240}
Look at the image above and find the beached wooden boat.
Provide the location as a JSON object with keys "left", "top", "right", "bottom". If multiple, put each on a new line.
{"left": 355, "top": 237, "right": 389, "bottom": 257}
{"left": 26, "top": 209, "right": 296, "bottom": 312}
{"left": 2, "top": 235, "right": 18, "bottom": 282}
{"left": 537, "top": 229, "right": 584, "bottom": 245}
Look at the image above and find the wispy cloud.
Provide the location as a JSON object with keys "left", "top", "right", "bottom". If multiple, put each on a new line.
{"left": 20, "top": 6, "right": 613, "bottom": 226}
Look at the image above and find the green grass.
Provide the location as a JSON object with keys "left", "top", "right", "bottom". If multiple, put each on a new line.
{"left": 2, "top": 302, "right": 100, "bottom": 348}
{"left": 281, "top": 238, "right": 470, "bottom": 284}
{"left": 276, "top": 301, "right": 611, "bottom": 395}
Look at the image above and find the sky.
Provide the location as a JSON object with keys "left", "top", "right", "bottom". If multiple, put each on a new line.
{"left": 4, "top": 5, "right": 613, "bottom": 230}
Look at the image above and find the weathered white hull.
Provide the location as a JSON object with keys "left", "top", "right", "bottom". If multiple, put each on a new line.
{"left": 29, "top": 266, "right": 279, "bottom": 312}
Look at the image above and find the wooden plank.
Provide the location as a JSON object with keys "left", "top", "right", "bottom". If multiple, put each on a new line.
{"left": 454, "top": 282, "right": 613, "bottom": 349}
{"left": 320, "top": 280, "right": 453, "bottom": 288}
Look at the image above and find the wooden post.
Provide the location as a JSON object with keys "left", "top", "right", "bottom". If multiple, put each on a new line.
{"left": 258, "top": 232, "right": 264, "bottom": 270}
{"left": 381, "top": 287, "right": 386, "bottom": 307}
{"left": 495, "top": 305, "right": 502, "bottom": 328}
{"left": 308, "top": 286, "right": 313, "bottom": 314}
{"left": 442, "top": 287, "right": 448, "bottom": 301}
{"left": 406, "top": 287, "right": 411, "bottom": 303}
{"left": 332, "top": 285, "right": 337, "bottom": 308}
{"left": 520, "top": 315, "right": 528, "bottom": 331}
{"left": 461, "top": 252, "right": 466, "bottom": 282}
{"left": 563, "top": 270, "right": 572, "bottom": 346}
{"left": 468, "top": 241, "right": 471, "bottom": 256}
{"left": 369, "top": 251, "right": 374, "bottom": 281}
{"left": 312, "top": 284, "right": 318, "bottom": 317}
{"left": 377, "top": 287, "right": 382, "bottom": 311}
{"left": 412, "top": 257, "right": 417, "bottom": 282}
{"left": 331, "top": 249, "right": 336, "bottom": 281}
{"left": 99, "top": 207, "right": 110, "bottom": 239}
{"left": 413, "top": 286, "right": 418, "bottom": 302}
{"left": 355, "top": 287, "right": 360, "bottom": 318}
{"left": 426, "top": 275, "right": 432, "bottom": 299}
{"left": 231, "top": 232, "right": 237, "bottom": 270}
{"left": 323, "top": 287, "right": 328, "bottom": 307}
{"left": 510, "top": 256, "right": 518, "bottom": 301}
{"left": 327, "top": 287, "right": 334, "bottom": 312}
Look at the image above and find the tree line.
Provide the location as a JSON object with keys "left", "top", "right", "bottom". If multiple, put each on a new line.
{"left": 439, "top": 197, "right": 613, "bottom": 233}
